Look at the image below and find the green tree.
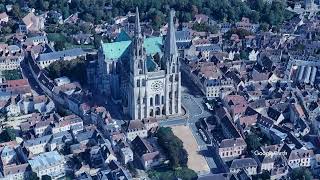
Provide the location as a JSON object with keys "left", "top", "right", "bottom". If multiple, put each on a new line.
{"left": 0, "top": 128, "right": 16, "bottom": 143}
{"left": 245, "top": 133, "right": 261, "bottom": 151}
{"left": 252, "top": 170, "right": 270, "bottom": 180}
{"left": 41, "top": 175, "right": 52, "bottom": 180}
{"left": 30, "top": 172, "right": 39, "bottom": 180}
{"left": 46, "top": 58, "right": 87, "bottom": 85}
{"left": 240, "top": 50, "right": 249, "bottom": 60}
{"left": 259, "top": 23, "right": 270, "bottom": 32}
{"left": 1, "top": 27, "right": 12, "bottom": 35}
{"left": 0, "top": 4, "right": 5, "bottom": 13}
{"left": 290, "top": 167, "right": 312, "bottom": 180}
{"left": 54, "top": 41, "right": 66, "bottom": 51}
{"left": 175, "top": 167, "right": 198, "bottom": 180}
{"left": 156, "top": 127, "right": 188, "bottom": 168}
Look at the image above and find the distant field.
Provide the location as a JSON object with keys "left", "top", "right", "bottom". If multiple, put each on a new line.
{"left": 172, "top": 125, "right": 210, "bottom": 174}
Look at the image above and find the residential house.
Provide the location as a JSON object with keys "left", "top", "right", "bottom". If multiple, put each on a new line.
{"left": 125, "top": 120, "right": 148, "bottom": 141}
{"left": 120, "top": 147, "right": 133, "bottom": 164}
{"left": 230, "top": 158, "right": 258, "bottom": 175}
{"left": 24, "top": 135, "right": 52, "bottom": 155}
{"left": 1, "top": 163, "right": 30, "bottom": 180}
{"left": 0, "top": 12, "right": 9, "bottom": 24}
{"left": 131, "top": 136, "right": 163, "bottom": 170}
{"left": 0, "top": 146, "right": 17, "bottom": 165}
{"left": 223, "top": 95, "right": 248, "bottom": 120}
{"left": 51, "top": 114, "right": 83, "bottom": 134}
{"left": 28, "top": 151, "right": 66, "bottom": 179}
{"left": 0, "top": 44, "right": 23, "bottom": 71}
{"left": 21, "top": 12, "right": 44, "bottom": 33}
{"left": 285, "top": 148, "right": 314, "bottom": 169}
{"left": 218, "top": 138, "right": 247, "bottom": 160}
{"left": 25, "top": 36, "right": 48, "bottom": 46}
{"left": 33, "top": 118, "right": 52, "bottom": 136}
{"left": 47, "top": 131, "right": 73, "bottom": 151}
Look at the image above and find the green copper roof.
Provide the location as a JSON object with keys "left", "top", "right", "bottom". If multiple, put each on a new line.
{"left": 102, "top": 41, "right": 131, "bottom": 60}
{"left": 115, "top": 30, "right": 131, "bottom": 42}
{"left": 102, "top": 36, "right": 163, "bottom": 61}
{"left": 143, "top": 37, "right": 163, "bottom": 55}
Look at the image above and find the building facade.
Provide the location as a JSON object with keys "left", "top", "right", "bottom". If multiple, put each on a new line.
{"left": 95, "top": 8, "right": 181, "bottom": 120}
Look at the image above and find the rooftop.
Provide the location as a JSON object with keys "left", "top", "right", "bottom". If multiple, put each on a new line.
{"left": 101, "top": 36, "right": 163, "bottom": 60}
{"left": 28, "top": 151, "right": 64, "bottom": 170}
{"left": 38, "top": 48, "right": 86, "bottom": 62}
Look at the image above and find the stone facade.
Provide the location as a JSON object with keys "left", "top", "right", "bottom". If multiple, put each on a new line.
{"left": 95, "top": 8, "right": 181, "bottom": 120}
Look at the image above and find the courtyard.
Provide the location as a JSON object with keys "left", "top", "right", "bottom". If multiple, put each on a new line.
{"left": 171, "top": 125, "right": 210, "bottom": 174}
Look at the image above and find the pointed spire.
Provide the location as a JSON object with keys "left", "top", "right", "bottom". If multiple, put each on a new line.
{"left": 165, "top": 9, "right": 178, "bottom": 58}
{"left": 135, "top": 7, "right": 142, "bottom": 37}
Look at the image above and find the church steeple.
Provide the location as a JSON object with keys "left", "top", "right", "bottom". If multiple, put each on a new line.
{"left": 164, "top": 10, "right": 178, "bottom": 60}
{"left": 134, "top": 7, "right": 142, "bottom": 38}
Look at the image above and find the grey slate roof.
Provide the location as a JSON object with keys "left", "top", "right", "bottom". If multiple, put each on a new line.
{"left": 230, "top": 158, "right": 257, "bottom": 169}
{"left": 38, "top": 48, "right": 86, "bottom": 62}
{"left": 24, "top": 135, "right": 52, "bottom": 147}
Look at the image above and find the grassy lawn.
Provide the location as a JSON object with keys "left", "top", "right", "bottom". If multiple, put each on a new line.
{"left": 2, "top": 69, "right": 23, "bottom": 80}
{"left": 148, "top": 167, "right": 197, "bottom": 180}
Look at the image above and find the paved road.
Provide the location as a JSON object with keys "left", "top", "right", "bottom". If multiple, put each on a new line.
{"left": 20, "top": 56, "right": 45, "bottom": 95}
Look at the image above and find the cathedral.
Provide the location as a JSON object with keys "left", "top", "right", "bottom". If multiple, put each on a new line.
{"left": 93, "top": 8, "right": 182, "bottom": 120}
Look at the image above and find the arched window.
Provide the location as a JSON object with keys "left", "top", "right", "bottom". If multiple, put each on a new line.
{"left": 156, "top": 107, "right": 160, "bottom": 115}
{"left": 155, "top": 94, "right": 160, "bottom": 105}
{"left": 175, "top": 74, "right": 179, "bottom": 81}
{"left": 161, "top": 96, "right": 164, "bottom": 104}
{"left": 149, "top": 109, "right": 154, "bottom": 117}
{"left": 150, "top": 97, "right": 153, "bottom": 106}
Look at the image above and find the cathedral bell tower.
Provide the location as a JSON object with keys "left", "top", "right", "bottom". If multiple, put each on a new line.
{"left": 128, "top": 7, "right": 148, "bottom": 120}
{"left": 130, "top": 7, "right": 147, "bottom": 76}
{"left": 163, "top": 10, "right": 182, "bottom": 116}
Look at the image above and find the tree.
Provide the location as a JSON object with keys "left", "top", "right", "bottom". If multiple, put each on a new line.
{"left": 41, "top": 175, "right": 52, "bottom": 180}
{"left": 0, "top": 4, "right": 5, "bottom": 13}
{"left": 46, "top": 58, "right": 87, "bottom": 85}
{"left": 245, "top": 133, "right": 261, "bottom": 151}
{"left": 290, "top": 167, "right": 312, "bottom": 180}
{"left": 29, "top": 172, "right": 39, "bottom": 180}
{"left": 156, "top": 127, "right": 188, "bottom": 168}
{"left": 0, "top": 128, "right": 16, "bottom": 143}
{"left": 259, "top": 23, "right": 270, "bottom": 32}
{"left": 175, "top": 167, "right": 198, "bottom": 180}
{"left": 240, "top": 50, "right": 249, "bottom": 60}
{"left": 252, "top": 170, "right": 270, "bottom": 180}
{"left": 54, "top": 41, "right": 65, "bottom": 51}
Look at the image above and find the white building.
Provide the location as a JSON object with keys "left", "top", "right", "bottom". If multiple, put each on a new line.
{"left": 218, "top": 138, "right": 247, "bottom": 160}
{"left": 0, "top": 44, "right": 23, "bottom": 71}
{"left": 125, "top": 120, "right": 148, "bottom": 141}
{"left": 28, "top": 151, "right": 66, "bottom": 179}
{"left": 24, "top": 135, "right": 51, "bottom": 155}
{"left": 120, "top": 147, "right": 134, "bottom": 164}
{"left": 37, "top": 48, "right": 87, "bottom": 68}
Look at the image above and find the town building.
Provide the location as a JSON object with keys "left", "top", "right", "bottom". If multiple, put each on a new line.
{"left": 28, "top": 151, "right": 66, "bottom": 179}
